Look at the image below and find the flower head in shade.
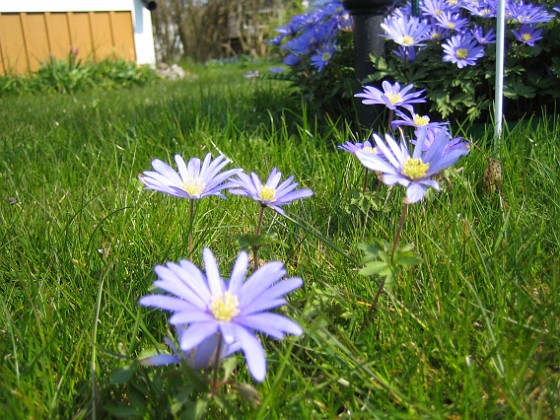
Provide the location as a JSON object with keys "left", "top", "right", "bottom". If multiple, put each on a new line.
{"left": 442, "top": 34, "right": 485, "bottom": 68}
{"left": 410, "top": 126, "right": 470, "bottom": 155}
{"left": 507, "top": 1, "right": 554, "bottom": 24}
{"left": 391, "top": 109, "right": 448, "bottom": 133}
{"left": 310, "top": 41, "right": 336, "bottom": 72}
{"left": 283, "top": 53, "right": 301, "bottom": 67}
{"left": 462, "top": 0, "right": 496, "bottom": 18}
{"left": 355, "top": 129, "right": 469, "bottom": 203}
{"left": 512, "top": 24, "right": 543, "bottom": 47}
{"left": 355, "top": 81, "right": 426, "bottom": 113}
{"left": 140, "top": 248, "right": 303, "bottom": 382}
{"left": 338, "top": 139, "right": 379, "bottom": 156}
{"left": 392, "top": 45, "right": 418, "bottom": 62}
{"left": 228, "top": 168, "right": 313, "bottom": 215}
{"left": 140, "top": 327, "right": 240, "bottom": 369}
{"left": 139, "top": 153, "right": 241, "bottom": 200}
{"left": 471, "top": 25, "right": 496, "bottom": 44}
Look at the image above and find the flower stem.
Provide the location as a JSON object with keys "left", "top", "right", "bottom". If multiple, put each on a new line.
{"left": 188, "top": 199, "right": 195, "bottom": 260}
{"left": 360, "top": 203, "right": 408, "bottom": 333}
{"left": 211, "top": 335, "right": 223, "bottom": 394}
{"left": 391, "top": 203, "right": 408, "bottom": 263}
{"left": 387, "top": 109, "right": 394, "bottom": 133}
{"left": 362, "top": 168, "right": 369, "bottom": 194}
{"left": 253, "top": 205, "right": 266, "bottom": 271}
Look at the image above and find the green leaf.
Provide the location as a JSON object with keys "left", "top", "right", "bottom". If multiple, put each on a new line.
{"left": 359, "top": 260, "right": 391, "bottom": 277}
{"left": 103, "top": 404, "right": 139, "bottom": 418}
{"left": 109, "top": 366, "right": 133, "bottom": 384}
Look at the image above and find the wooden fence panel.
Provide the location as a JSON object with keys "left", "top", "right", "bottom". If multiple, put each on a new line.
{"left": 67, "top": 12, "right": 94, "bottom": 63}
{"left": 89, "top": 12, "right": 114, "bottom": 61}
{"left": 44, "top": 13, "right": 72, "bottom": 60}
{"left": 110, "top": 11, "right": 136, "bottom": 62}
{"left": 20, "top": 13, "right": 50, "bottom": 72}
{"left": 0, "top": 14, "right": 27, "bottom": 75}
{"left": 0, "top": 11, "right": 136, "bottom": 75}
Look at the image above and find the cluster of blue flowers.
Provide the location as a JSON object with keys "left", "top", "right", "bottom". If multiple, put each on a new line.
{"left": 271, "top": 0, "right": 558, "bottom": 73}
{"left": 340, "top": 81, "right": 469, "bottom": 203}
{"left": 268, "top": 0, "right": 351, "bottom": 73}
{"left": 382, "top": 0, "right": 557, "bottom": 68}
{"left": 139, "top": 157, "right": 313, "bottom": 382}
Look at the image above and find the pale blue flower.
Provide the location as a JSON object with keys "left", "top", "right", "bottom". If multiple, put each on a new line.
{"left": 229, "top": 168, "right": 313, "bottom": 215}
{"left": 442, "top": 34, "right": 485, "bottom": 68}
{"left": 140, "top": 248, "right": 303, "bottom": 382}
{"left": 512, "top": 24, "right": 543, "bottom": 46}
{"left": 434, "top": 11, "right": 470, "bottom": 33}
{"left": 338, "top": 140, "right": 377, "bottom": 155}
{"left": 139, "top": 153, "right": 241, "bottom": 200}
{"left": 355, "top": 81, "right": 426, "bottom": 113}
{"left": 355, "top": 128, "right": 469, "bottom": 203}
{"left": 420, "top": 0, "right": 455, "bottom": 19}
{"left": 381, "top": 15, "right": 431, "bottom": 47}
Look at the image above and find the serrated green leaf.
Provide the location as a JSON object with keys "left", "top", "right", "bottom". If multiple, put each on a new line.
{"left": 359, "top": 261, "right": 390, "bottom": 277}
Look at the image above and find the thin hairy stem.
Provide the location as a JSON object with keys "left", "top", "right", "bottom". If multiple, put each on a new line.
{"left": 362, "top": 168, "right": 370, "bottom": 194}
{"left": 188, "top": 199, "right": 195, "bottom": 259}
{"left": 253, "top": 205, "right": 266, "bottom": 271}
{"left": 211, "top": 335, "right": 223, "bottom": 394}
{"left": 387, "top": 109, "right": 394, "bottom": 132}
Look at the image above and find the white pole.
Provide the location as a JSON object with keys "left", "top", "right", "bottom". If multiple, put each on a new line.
{"left": 494, "top": 0, "right": 506, "bottom": 150}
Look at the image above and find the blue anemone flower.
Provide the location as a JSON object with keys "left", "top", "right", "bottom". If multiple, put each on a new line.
{"left": 355, "top": 81, "right": 426, "bottom": 113}
{"left": 139, "top": 153, "right": 241, "bottom": 200}
{"left": 442, "top": 34, "right": 485, "bottom": 68}
{"left": 140, "top": 248, "right": 303, "bottom": 382}
{"left": 355, "top": 129, "right": 469, "bottom": 203}
{"left": 229, "top": 168, "right": 313, "bottom": 215}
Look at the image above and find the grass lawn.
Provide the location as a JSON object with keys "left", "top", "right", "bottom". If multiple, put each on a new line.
{"left": 1, "top": 61, "right": 559, "bottom": 418}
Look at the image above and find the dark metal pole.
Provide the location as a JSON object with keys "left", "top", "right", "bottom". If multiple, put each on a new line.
{"left": 343, "top": 0, "right": 393, "bottom": 129}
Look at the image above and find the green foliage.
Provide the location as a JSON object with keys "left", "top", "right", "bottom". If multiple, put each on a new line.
{"left": 0, "top": 51, "right": 159, "bottom": 96}
{"left": 1, "top": 63, "right": 559, "bottom": 418}
{"left": 366, "top": 12, "right": 560, "bottom": 123}
{"left": 359, "top": 239, "right": 422, "bottom": 290}
{"left": 268, "top": 31, "right": 358, "bottom": 121}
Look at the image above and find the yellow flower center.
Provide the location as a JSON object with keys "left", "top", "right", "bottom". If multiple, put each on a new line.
{"left": 181, "top": 178, "right": 206, "bottom": 198}
{"left": 398, "top": 35, "right": 414, "bottom": 46}
{"left": 413, "top": 114, "right": 430, "bottom": 126}
{"left": 209, "top": 291, "right": 240, "bottom": 322}
{"left": 402, "top": 157, "right": 429, "bottom": 180}
{"left": 447, "top": 22, "right": 456, "bottom": 29}
{"left": 431, "top": 32, "right": 442, "bottom": 40}
{"left": 362, "top": 146, "right": 378, "bottom": 154}
{"left": 258, "top": 186, "right": 276, "bottom": 202}
{"left": 456, "top": 48, "right": 468, "bottom": 59}
{"left": 435, "top": 9, "right": 442, "bottom": 15}
{"left": 322, "top": 51, "right": 332, "bottom": 61}
{"left": 522, "top": 33, "right": 532, "bottom": 42}
{"left": 447, "top": 0, "right": 458, "bottom": 5}
{"left": 387, "top": 93, "right": 401, "bottom": 105}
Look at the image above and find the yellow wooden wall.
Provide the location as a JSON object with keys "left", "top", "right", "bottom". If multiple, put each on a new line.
{"left": 0, "top": 11, "right": 136, "bottom": 75}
